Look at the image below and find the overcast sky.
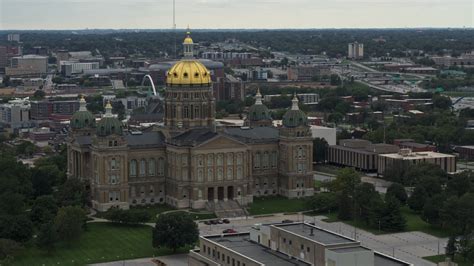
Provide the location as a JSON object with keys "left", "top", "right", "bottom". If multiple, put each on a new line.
{"left": 0, "top": 0, "right": 472, "bottom": 30}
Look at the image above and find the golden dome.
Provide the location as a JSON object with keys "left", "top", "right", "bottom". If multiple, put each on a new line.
{"left": 166, "top": 60, "right": 211, "bottom": 86}
{"left": 183, "top": 32, "right": 194, "bottom": 44}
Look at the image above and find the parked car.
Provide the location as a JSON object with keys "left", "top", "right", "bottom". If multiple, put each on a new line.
{"left": 222, "top": 219, "right": 230, "bottom": 224}
{"left": 222, "top": 229, "right": 237, "bottom": 234}
{"left": 204, "top": 220, "right": 211, "bottom": 225}
{"left": 281, "top": 219, "right": 294, "bottom": 224}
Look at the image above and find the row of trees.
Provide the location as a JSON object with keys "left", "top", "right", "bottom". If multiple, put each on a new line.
{"left": 308, "top": 168, "right": 406, "bottom": 232}
{"left": 384, "top": 163, "right": 474, "bottom": 262}
{"left": 0, "top": 141, "right": 89, "bottom": 262}
{"left": 11, "top": 29, "right": 473, "bottom": 59}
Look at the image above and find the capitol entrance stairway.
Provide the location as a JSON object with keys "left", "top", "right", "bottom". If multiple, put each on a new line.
{"left": 205, "top": 200, "right": 248, "bottom": 218}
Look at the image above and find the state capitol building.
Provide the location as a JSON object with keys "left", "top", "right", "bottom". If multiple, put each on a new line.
{"left": 67, "top": 31, "right": 314, "bottom": 212}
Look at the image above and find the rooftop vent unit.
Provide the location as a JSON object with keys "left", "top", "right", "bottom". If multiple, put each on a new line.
{"left": 398, "top": 148, "right": 412, "bottom": 157}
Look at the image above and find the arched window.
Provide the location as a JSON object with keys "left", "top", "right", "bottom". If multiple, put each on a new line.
{"left": 271, "top": 151, "right": 278, "bottom": 168}
{"left": 217, "top": 167, "right": 223, "bottom": 180}
{"left": 157, "top": 157, "right": 165, "bottom": 176}
{"left": 198, "top": 169, "right": 203, "bottom": 182}
{"left": 262, "top": 152, "right": 269, "bottom": 169}
{"left": 184, "top": 105, "right": 189, "bottom": 118}
{"left": 207, "top": 168, "right": 213, "bottom": 181}
{"left": 297, "top": 146, "right": 304, "bottom": 159}
{"left": 207, "top": 154, "right": 214, "bottom": 166}
{"left": 236, "top": 153, "right": 243, "bottom": 165}
{"left": 254, "top": 152, "right": 261, "bottom": 169}
{"left": 237, "top": 166, "right": 243, "bottom": 179}
{"left": 139, "top": 159, "right": 146, "bottom": 176}
{"left": 227, "top": 153, "right": 233, "bottom": 166}
{"left": 110, "top": 158, "right": 117, "bottom": 170}
{"left": 130, "top": 160, "right": 137, "bottom": 177}
{"left": 148, "top": 159, "right": 156, "bottom": 176}
{"left": 217, "top": 154, "right": 223, "bottom": 166}
{"left": 226, "top": 167, "right": 233, "bottom": 180}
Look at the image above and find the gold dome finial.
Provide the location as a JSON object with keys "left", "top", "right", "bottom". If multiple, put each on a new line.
{"left": 105, "top": 100, "right": 113, "bottom": 117}
{"left": 291, "top": 93, "right": 300, "bottom": 110}
{"left": 79, "top": 95, "right": 87, "bottom": 111}
{"left": 255, "top": 88, "right": 263, "bottom": 105}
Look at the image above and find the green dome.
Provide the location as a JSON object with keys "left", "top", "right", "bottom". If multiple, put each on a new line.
{"left": 248, "top": 104, "right": 271, "bottom": 121}
{"left": 282, "top": 94, "right": 308, "bottom": 128}
{"left": 282, "top": 109, "right": 308, "bottom": 127}
{"left": 247, "top": 89, "right": 272, "bottom": 122}
{"left": 96, "top": 117, "right": 123, "bottom": 136}
{"left": 70, "top": 111, "right": 95, "bottom": 129}
{"left": 96, "top": 102, "right": 123, "bottom": 136}
{"left": 70, "top": 97, "right": 95, "bottom": 129}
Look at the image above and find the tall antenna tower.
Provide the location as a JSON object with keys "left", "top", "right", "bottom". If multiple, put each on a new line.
{"left": 173, "top": 0, "right": 177, "bottom": 59}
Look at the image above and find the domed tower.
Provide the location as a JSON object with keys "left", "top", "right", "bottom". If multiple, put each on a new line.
{"left": 278, "top": 94, "right": 314, "bottom": 198}
{"left": 91, "top": 101, "right": 129, "bottom": 211}
{"left": 67, "top": 96, "right": 96, "bottom": 181}
{"left": 164, "top": 29, "right": 215, "bottom": 133}
{"left": 244, "top": 88, "right": 272, "bottom": 127}
{"left": 70, "top": 96, "right": 95, "bottom": 135}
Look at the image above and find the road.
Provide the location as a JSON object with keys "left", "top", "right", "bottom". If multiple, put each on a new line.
{"left": 198, "top": 213, "right": 443, "bottom": 266}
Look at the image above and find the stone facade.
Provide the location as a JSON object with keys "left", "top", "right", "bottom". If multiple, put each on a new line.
{"left": 66, "top": 33, "right": 314, "bottom": 212}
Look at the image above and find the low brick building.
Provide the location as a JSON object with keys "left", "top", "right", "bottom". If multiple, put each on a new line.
{"left": 378, "top": 149, "right": 456, "bottom": 175}
{"left": 327, "top": 139, "right": 399, "bottom": 172}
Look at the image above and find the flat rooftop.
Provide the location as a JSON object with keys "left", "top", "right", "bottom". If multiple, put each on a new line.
{"left": 374, "top": 253, "right": 411, "bottom": 266}
{"left": 330, "top": 246, "right": 369, "bottom": 253}
{"left": 206, "top": 234, "right": 310, "bottom": 266}
{"left": 379, "top": 151, "right": 455, "bottom": 160}
{"left": 275, "top": 223, "right": 356, "bottom": 245}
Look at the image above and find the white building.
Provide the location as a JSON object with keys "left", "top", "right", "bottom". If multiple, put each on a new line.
{"left": 348, "top": 42, "right": 364, "bottom": 59}
{"left": 6, "top": 55, "right": 48, "bottom": 76}
{"left": 7, "top": 33, "right": 20, "bottom": 42}
{"left": 311, "top": 125, "right": 336, "bottom": 145}
{"left": 0, "top": 98, "right": 31, "bottom": 132}
{"left": 60, "top": 61, "right": 100, "bottom": 77}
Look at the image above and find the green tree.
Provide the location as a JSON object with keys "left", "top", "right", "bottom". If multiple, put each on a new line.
{"left": 386, "top": 183, "right": 408, "bottom": 205}
{"left": 447, "top": 172, "right": 471, "bottom": 197}
{"left": 312, "top": 138, "right": 328, "bottom": 163}
{"left": 380, "top": 195, "right": 406, "bottom": 232}
{"left": 432, "top": 94, "right": 452, "bottom": 110}
{"left": 0, "top": 215, "right": 33, "bottom": 243}
{"left": 33, "top": 90, "right": 46, "bottom": 100}
{"left": 152, "top": 212, "right": 198, "bottom": 253}
{"left": 306, "top": 192, "right": 338, "bottom": 213}
{"left": 408, "top": 186, "right": 427, "bottom": 212}
{"left": 421, "top": 194, "right": 445, "bottom": 226}
{"left": 112, "top": 101, "right": 126, "bottom": 120}
{"left": 54, "top": 206, "right": 86, "bottom": 244}
{"left": 354, "top": 183, "right": 379, "bottom": 223}
{"left": 0, "top": 238, "right": 22, "bottom": 262}
{"left": 36, "top": 221, "right": 58, "bottom": 253}
{"left": 445, "top": 235, "right": 457, "bottom": 260}
{"left": 337, "top": 192, "right": 353, "bottom": 220}
{"left": 30, "top": 195, "right": 58, "bottom": 226}
{"left": 57, "top": 178, "right": 89, "bottom": 207}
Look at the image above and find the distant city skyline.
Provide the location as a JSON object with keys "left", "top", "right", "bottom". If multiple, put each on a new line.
{"left": 0, "top": 0, "right": 473, "bottom": 30}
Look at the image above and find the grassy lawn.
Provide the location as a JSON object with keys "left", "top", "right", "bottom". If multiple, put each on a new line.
{"left": 320, "top": 207, "right": 451, "bottom": 237}
{"left": 95, "top": 204, "right": 175, "bottom": 223}
{"left": 13, "top": 222, "right": 187, "bottom": 266}
{"left": 424, "top": 255, "right": 473, "bottom": 266}
{"left": 173, "top": 210, "right": 217, "bottom": 221}
{"left": 315, "top": 165, "right": 340, "bottom": 175}
{"left": 401, "top": 206, "right": 453, "bottom": 238}
{"left": 247, "top": 196, "right": 309, "bottom": 215}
